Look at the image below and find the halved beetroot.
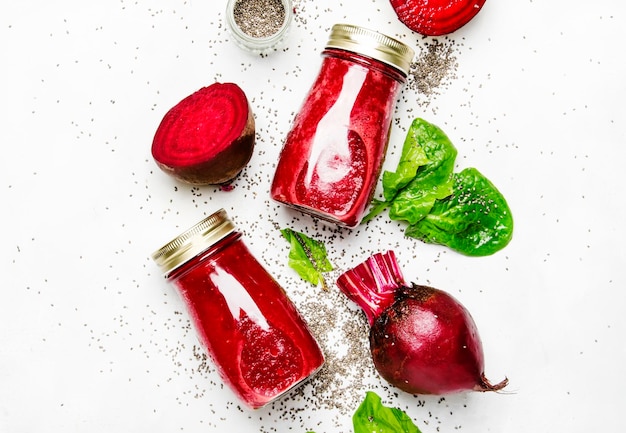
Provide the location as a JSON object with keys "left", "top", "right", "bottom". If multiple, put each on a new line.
{"left": 151, "top": 82, "right": 255, "bottom": 185}
{"left": 390, "top": 0, "right": 487, "bottom": 36}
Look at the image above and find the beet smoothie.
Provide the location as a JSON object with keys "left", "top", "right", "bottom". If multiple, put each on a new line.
{"left": 152, "top": 210, "right": 324, "bottom": 409}
{"left": 271, "top": 24, "right": 414, "bottom": 228}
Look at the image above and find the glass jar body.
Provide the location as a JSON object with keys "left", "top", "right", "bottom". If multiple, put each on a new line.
{"left": 270, "top": 47, "right": 407, "bottom": 228}
{"left": 165, "top": 231, "right": 323, "bottom": 409}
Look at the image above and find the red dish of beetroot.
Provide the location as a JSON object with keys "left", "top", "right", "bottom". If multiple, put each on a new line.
{"left": 390, "top": 0, "right": 487, "bottom": 36}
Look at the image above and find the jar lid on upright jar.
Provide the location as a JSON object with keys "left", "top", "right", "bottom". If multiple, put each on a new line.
{"left": 152, "top": 209, "right": 236, "bottom": 275}
{"left": 325, "top": 24, "right": 415, "bottom": 76}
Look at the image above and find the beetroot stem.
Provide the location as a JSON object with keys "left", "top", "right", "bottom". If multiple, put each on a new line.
{"left": 336, "top": 251, "right": 407, "bottom": 325}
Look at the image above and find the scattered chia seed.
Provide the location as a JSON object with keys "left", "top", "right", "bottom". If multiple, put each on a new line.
{"left": 408, "top": 39, "right": 459, "bottom": 106}
{"left": 233, "top": 0, "right": 286, "bottom": 38}
{"left": 285, "top": 269, "right": 379, "bottom": 415}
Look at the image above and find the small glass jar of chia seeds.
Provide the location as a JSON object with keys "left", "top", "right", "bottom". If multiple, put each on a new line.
{"left": 225, "top": 0, "right": 293, "bottom": 54}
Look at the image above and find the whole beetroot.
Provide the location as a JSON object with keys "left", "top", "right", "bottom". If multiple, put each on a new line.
{"left": 336, "top": 251, "right": 507, "bottom": 395}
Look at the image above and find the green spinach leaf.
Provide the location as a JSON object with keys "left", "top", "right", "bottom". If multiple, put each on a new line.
{"left": 405, "top": 167, "right": 514, "bottom": 256}
{"left": 353, "top": 391, "right": 422, "bottom": 433}
{"left": 364, "top": 118, "right": 457, "bottom": 224}
{"left": 281, "top": 228, "right": 333, "bottom": 289}
{"left": 365, "top": 118, "right": 513, "bottom": 256}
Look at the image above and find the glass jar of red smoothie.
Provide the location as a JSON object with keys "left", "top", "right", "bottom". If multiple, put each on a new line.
{"left": 270, "top": 24, "right": 415, "bottom": 228}
{"left": 151, "top": 209, "right": 324, "bottom": 409}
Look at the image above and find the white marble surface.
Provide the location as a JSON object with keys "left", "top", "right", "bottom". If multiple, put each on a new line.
{"left": 1, "top": 1, "right": 625, "bottom": 431}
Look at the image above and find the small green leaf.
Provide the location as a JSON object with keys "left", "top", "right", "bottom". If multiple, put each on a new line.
{"left": 353, "top": 391, "right": 422, "bottom": 433}
{"left": 281, "top": 228, "right": 333, "bottom": 289}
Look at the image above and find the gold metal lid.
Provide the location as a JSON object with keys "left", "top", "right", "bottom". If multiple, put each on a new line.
{"left": 151, "top": 209, "right": 236, "bottom": 276}
{"left": 325, "top": 24, "right": 415, "bottom": 75}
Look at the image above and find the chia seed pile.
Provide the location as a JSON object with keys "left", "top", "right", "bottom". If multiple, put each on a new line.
{"left": 233, "top": 0, "right": 286, "bottom": 38}
{"left": 288, "top": 276, "right": 376, "bottom": 413}
{"left": 408, "top": 38, "right": 459, "bottom": 107}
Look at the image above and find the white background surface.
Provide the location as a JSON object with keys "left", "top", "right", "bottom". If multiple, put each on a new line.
{"left": 2, "top": 0, "right": 625, "bottom": 432}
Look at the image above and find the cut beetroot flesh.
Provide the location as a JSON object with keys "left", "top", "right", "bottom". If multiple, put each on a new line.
{"left": 151, "top": 82, "right": 255, "bottom": 185}
{"left": 389, "top": 0, "right": 487, "bottom": 36}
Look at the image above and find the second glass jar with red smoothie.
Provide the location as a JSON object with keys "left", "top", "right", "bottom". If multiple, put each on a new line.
{"left": 271, "top": 24, "right": 414, "bottom": 228}
{"left": 151, "top": 209, "right": 324, "bottom": 409}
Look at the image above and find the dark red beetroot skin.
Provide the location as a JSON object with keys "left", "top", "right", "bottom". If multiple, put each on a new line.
{"left": 389, "top": 0, "right": 487, "bottom": 36}
{"left": 371, "top": 284, "right": 506, "bottom": 394}
{"left": 336, "top": 251, "right": 508, "bottom": 395}
{"left": 151, "top": 82, "right": 255, "bottom": 185}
